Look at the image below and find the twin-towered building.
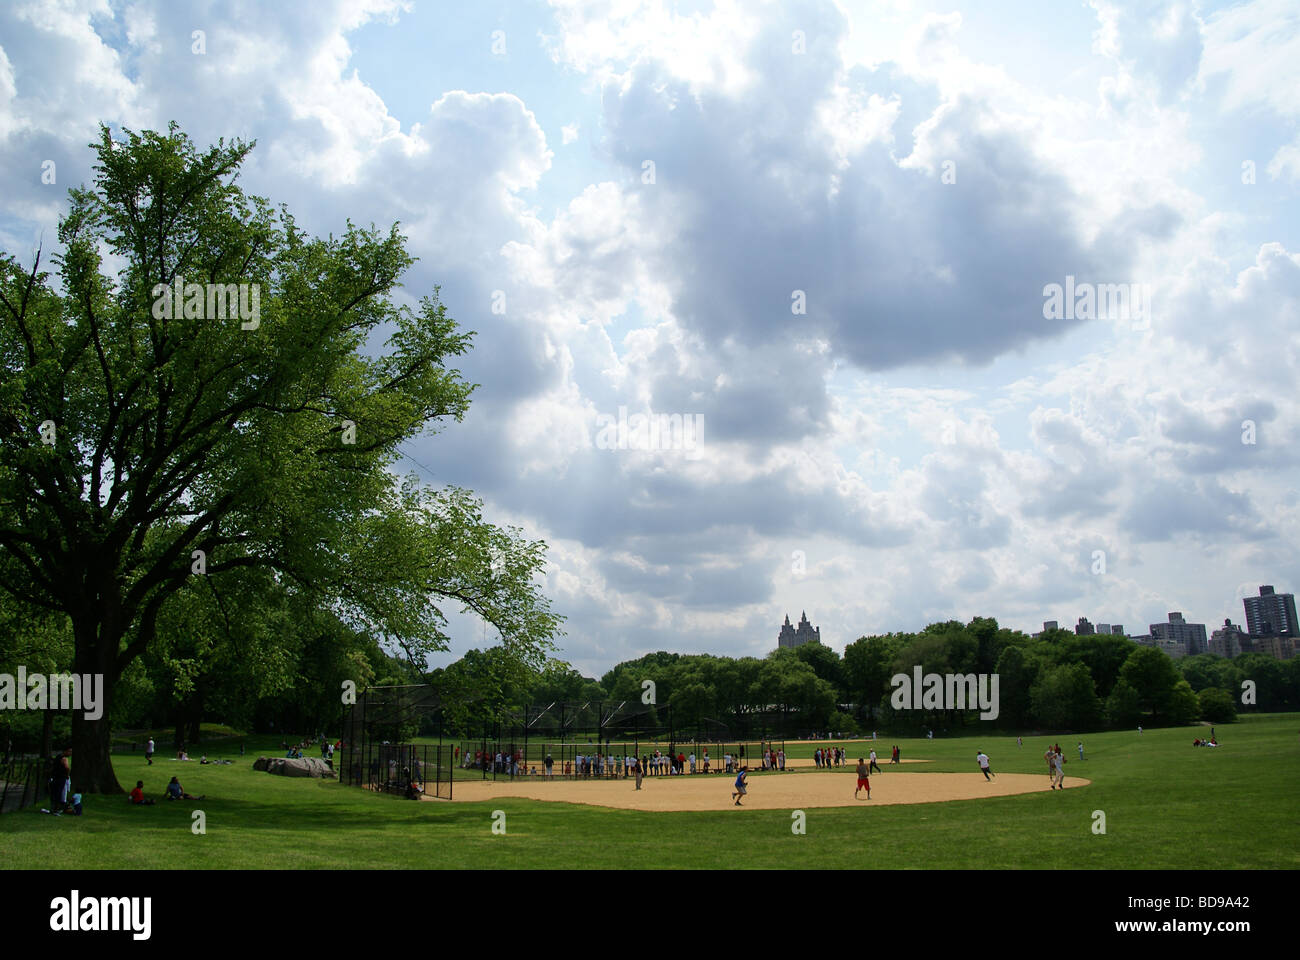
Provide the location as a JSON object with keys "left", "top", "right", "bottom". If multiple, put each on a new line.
{"left": 778, "top": 611, "right": 821, "bottom": 648}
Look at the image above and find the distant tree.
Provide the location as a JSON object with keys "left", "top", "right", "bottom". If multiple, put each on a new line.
{"left": 993, "top": 643, "right": 1040, "bottom": 728}
{"left": 437, "top": 647, "right": 537, "bottom": 736}
{"left": 921, "top": 620, "right": 978, "bottom": 674}
{"left": 1165, "top": 680, "right": 1201, "bottom": 726}
{"left": 0, "top": 594, "right": 72, "bottom": 755}
{"left": 1284, "top": 658, "right": 1300, "bottom": 710}
{"left": 892, "top": 632, "right": 957, "bottom": 728}
{"left": 1178, "top": 653, "right": 1223, "bottom": 692}
{"left": 1038, "top": 627, "right": 1076, "bottom": 645}
{"left": 669, "top": 681, "right": 713, "bottom": 728}
{"left": 1232, "top": 654, "right": 1293, "bottom": 711}
{"left": 1030, "top": 662, "right": 1103, "bottom": 730}
{"left": 1056, "top": 633, "right": 1136, "bottom": 699}
{"left": 843, "top": 634, "right": 903, "bottom": 720}
{"left": 1117, "top": 647, "right": 1183, "bottom": 720}
{"left": 1104, "top": 680, "right": 1142, "bottom": 728}
{"left": 965, "top": 616, "right": 1003, "bottom": 673}
{"left": 527, "top": 660, "right": 603, "bottom": 704}
{"left": 1197, "top": 687, "right": 1237, "bottom": 724}
{"left": 793, "top": 640, "right": 846, "bottom": 698}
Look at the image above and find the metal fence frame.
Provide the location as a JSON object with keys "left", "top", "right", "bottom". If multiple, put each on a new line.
{"left": 339, "top": 687, "right": 453, "bottom": 799}
{"left": 340, "top": 684, "right": 811, "bottom": 792}
{"left": 452, "top": 737, "right": 790, "bottom": 781}
{"left": 0, "top": 757, "right": 44, "bottom": 814}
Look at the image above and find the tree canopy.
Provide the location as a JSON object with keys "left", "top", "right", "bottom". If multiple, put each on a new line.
{"left": 0, "top": 124, "right": 563, "bottom": 790}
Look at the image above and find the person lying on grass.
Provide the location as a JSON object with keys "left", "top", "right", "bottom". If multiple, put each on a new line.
{"left": 165, "top": 776, "right": 203, "bottom": 800}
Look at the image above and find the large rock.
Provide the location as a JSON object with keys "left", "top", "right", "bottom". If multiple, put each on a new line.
{"left": 253, "top": 756, "right": 335, "bottom": 778}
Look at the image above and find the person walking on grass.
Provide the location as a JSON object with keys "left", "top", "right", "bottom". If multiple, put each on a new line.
{"left": 145, "top": 737, "right": 154, "bottom": 766}
{"left": 1077, "top": 742, "right": 1084, "bottom": 761}
{"left": 732, "top": 766, "right": 748, "bottom": 806}
{"left": 1016, "top": 736, "right": 1022, "bottom": 749}
{"left": 869, "top": 748, "right": 881, "bottom": 774}
{"left": 976, "top": 750, "right": 993, "bottom": 781}
{"left": 1045, "top": 746, "right": 1056, "bottom": 781}
{"left": 855, "top": 758, "right": 871, "bottom": 800}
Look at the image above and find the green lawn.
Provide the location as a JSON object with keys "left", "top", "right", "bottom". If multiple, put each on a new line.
{"left": 4, "top": 715, "right": 1297, "bottom": 869}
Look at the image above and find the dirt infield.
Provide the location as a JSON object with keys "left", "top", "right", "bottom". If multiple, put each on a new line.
{"left": 434, "top": 771, "right": 1090, "bottom": 811}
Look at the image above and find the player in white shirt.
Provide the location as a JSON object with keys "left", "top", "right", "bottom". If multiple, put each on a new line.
{"left": 1051, "top": 750, "right": 1065, "bottom": 790}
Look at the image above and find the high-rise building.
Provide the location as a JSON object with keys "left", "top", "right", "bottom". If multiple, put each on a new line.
{"left": 1150, "top": 612, "right": 1208, "bottom": 656}
{"left": 1111, "top": 625, "right": 1125, "bottom": 636}
{"left": 778, "top": 611, "right": 821, "bottom": 649}
{"left": 1075, "top": 617, "right": 1095, "bottom": 636}
{"left": 1250, "top": 635, "right": 1296, "bottom": 660}
{"left": 1134, "top": 633, "right": 1186, "bottom": 658}
{"left": 1096, "top": 623, "right": 1111, "bottom": 635}
{"left": 1209, "top": 619, "right": 1247, "bottom": 658}
{"left": 1043, "top": 620, "right": 1059, "bottom": 633}
{"left": 1243, "top": 585, "right": 1298, "bottom": 639}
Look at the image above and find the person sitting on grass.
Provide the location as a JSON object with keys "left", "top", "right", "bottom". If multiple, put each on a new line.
{"left": 165, "top": 776, "right": 203, "bottom": 800}
{"left": 129, "top": 781, "right": 155, "bottom": 805}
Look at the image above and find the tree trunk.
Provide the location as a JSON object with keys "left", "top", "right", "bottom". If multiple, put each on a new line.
{"left": 39, "top": 707, "right": 54, "bottom": 759}
{"left": 70, "top": 618, "right": 124, "bottom": 795}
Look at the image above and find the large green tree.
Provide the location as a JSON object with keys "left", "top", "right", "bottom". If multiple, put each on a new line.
{"left": 1029, "top": 662, "right": 1103, "bottom": 730}
{"left": 0, "top": 125, "right": 562, "bottom": 792}
{"left": 843, "top": 633, "right": 903, "bottom": 720}
{"left": 1117, "top": 647, "right": 1184, "bottom": 721}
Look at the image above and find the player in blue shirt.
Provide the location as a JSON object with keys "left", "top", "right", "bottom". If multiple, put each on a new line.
{"left": 732, "top": 766, "right": 748, "bottom": 806}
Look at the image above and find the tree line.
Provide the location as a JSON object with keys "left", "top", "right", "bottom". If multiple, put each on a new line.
{"left": 429, "top": 617, "right": 1300, "bottom": 738}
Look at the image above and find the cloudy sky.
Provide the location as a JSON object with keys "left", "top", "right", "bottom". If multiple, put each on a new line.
{"left": 2, "top": 0, "right": 1298, "bottom": 676}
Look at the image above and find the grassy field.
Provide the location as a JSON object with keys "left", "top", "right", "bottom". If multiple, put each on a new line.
{"left": 3, "top": 715, "right": 1297, "bottom": 869}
